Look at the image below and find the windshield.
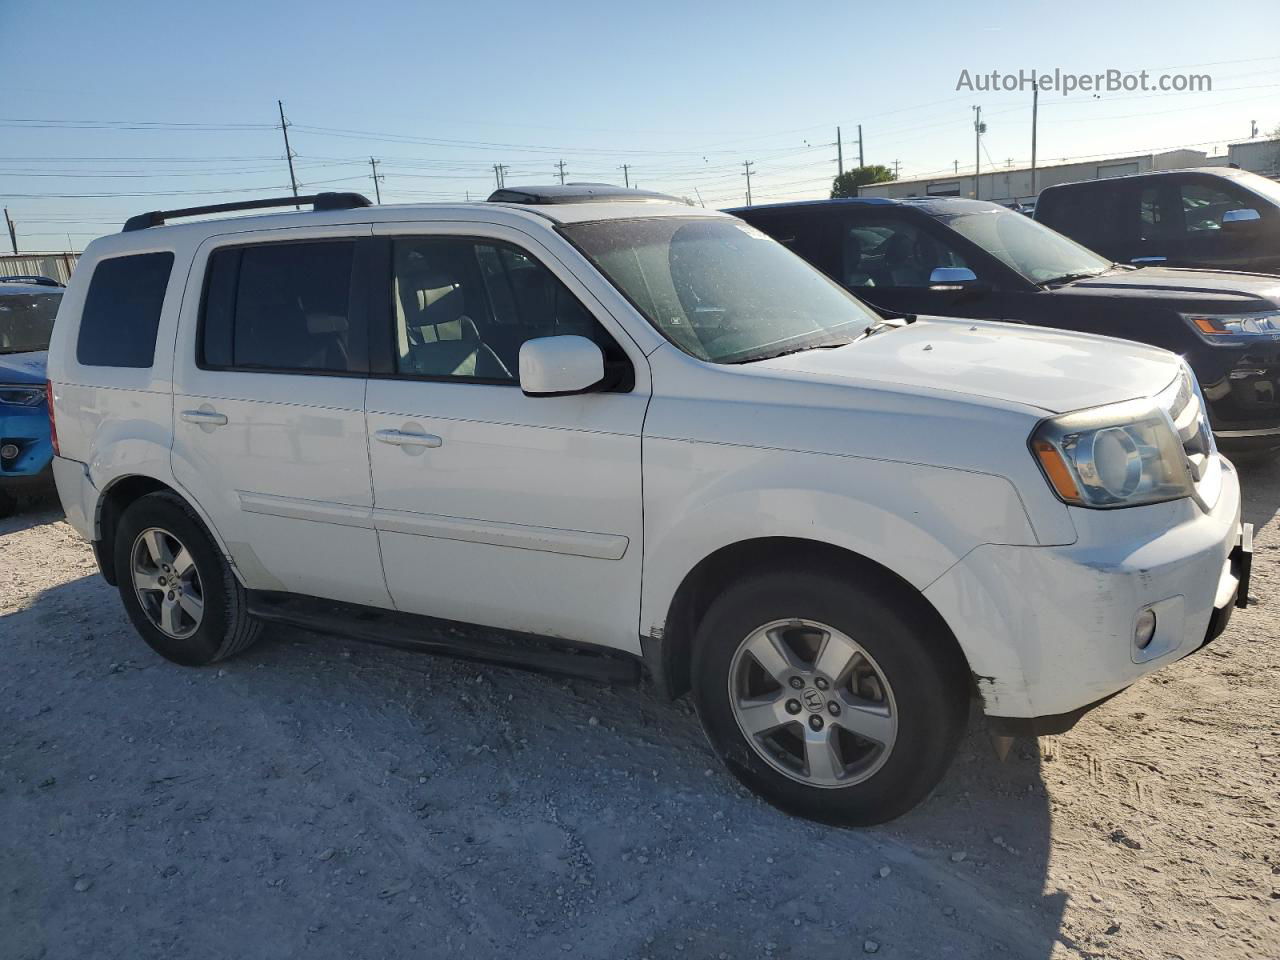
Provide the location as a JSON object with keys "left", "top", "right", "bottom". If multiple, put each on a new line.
{"left": 939, "top": 207, "right": 1112, "bottom": 284}
{"left": 1238, "top": 170, "right": 1280, "bottom": 207}
{"left": 562, "top": 217, "right": 880, "bottom": 363}
{"left": 0, "top": 292, "right": 61, "bottom": 354}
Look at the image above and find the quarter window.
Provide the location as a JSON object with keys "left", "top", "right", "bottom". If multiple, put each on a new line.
{"left": 201, "top": 241, "right": 358, "bottom": 373}
{"left": 389, "top": 237, "right": 621, "bottom": 383}
{"left": 76, "top": 252, "right": 173, "bottom": 367}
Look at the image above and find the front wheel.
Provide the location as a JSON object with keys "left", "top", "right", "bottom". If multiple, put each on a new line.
{"left": 692, "top": 569, "right": 968, "bottom": 825}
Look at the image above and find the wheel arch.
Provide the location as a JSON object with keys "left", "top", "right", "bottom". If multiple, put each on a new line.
{"left": 93, "top": 474, "right": 235, "bottom": 586}
{"left": 648, "top": 536, "right": 974, "bottom": 701}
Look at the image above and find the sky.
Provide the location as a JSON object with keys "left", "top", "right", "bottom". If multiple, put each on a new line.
{"left": 2, "top": 0, "right": 1279, "bottom": 251}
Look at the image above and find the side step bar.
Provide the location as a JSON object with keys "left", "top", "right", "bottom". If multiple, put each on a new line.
{"left": 246, "top": 592, "right": 641, "bottom": 685}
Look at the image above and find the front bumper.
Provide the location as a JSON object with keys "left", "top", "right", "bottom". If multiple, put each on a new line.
{"left": 923, "top": 456, "right": 1247, "bottom": 724}
{"left": 0, "top": 407, "right": 53, "bottom": 480}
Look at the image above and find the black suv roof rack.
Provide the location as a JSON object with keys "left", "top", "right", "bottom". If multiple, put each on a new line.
{"left": 122, "top": 192, "right": 372, "bottom": 232}
{"left": 487, "top": 184, "right": 682, "bottom": 205}
{"left": 0, "top": 274, "right": 63, "bottom": 287}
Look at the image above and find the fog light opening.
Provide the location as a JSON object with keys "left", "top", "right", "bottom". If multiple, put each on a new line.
{"left": 0, "top": 443, "right": 19, "bottom": 461}
{"left": 1135, "top": 609, "right": 1157, "bottom": 650}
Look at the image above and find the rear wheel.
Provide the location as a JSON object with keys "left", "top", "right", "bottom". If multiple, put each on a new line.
{"left": 113, "top": 492, "right": 261, "bottom": 665}
{"left": 692, "top": 569, "right": 967, "bottom": 825}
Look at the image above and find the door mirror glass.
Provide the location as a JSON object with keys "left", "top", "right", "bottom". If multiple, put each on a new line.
{"left": 1222, "top": 208, "right": 1261, "bottom": 225}
{"left": 519, "top": 336, "right": 604, "bottom": 396}
{"left": 929, "top": 266, "right": 978, "bottom": 285}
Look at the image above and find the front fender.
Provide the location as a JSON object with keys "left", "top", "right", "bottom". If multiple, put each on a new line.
{"left": 639, "top": 437, "right": 1039, "bottom": 639}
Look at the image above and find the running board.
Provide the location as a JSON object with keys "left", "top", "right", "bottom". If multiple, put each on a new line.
{"left": 246, "top": 592, "right": 641, "bottom": 685}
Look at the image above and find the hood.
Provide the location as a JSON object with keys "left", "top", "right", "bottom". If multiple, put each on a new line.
{"left": 0, "top": 350, "right": 48, "bottom": 384}
{"left": 759, "top": 318, "right": 1181, "bottom": 414}
{"left": 1054, "top": 266, "right": 1280, "bottom": 308}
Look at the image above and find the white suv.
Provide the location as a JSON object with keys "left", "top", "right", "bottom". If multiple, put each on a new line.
{"left": 47, "top": 186, "right": 1251, "bottom": 824}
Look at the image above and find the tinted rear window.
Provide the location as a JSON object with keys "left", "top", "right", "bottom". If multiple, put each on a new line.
{"left": 201, "top": 241, "right": 357, "bottom": 373}
{"left": 76, "top": 253, "right": 174, "bottom": 367}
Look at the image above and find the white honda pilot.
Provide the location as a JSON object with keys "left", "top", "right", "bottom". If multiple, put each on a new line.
{"left": 47, "top": 186, "right": 1251, "bottom": 825}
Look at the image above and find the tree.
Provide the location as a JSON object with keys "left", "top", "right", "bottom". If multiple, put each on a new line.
{"left": 831, "top": 165, "right": 896, "bottom": 198}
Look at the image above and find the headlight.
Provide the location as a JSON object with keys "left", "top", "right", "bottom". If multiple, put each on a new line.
{"left": 1030, "top": 398, "right": 1193, "bottom": 508}
{"left": 1182, "top": 310, "right": 1280, "bottom": 343}
{"left": 0, "top": 384, "right": 44, "bottom": 407}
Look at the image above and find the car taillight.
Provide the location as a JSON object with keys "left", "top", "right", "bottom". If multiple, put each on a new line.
{"left": 46, "top": 380, "right": 59, "bottom": 456}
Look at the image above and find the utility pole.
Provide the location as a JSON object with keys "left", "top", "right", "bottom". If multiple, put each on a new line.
{"left": 954, "top": 160, "right": 959, "bottom": 174}
{"left": 743, "top": 161, "right": 754, "bottom": 206}
{"left": 368, "top": 157, "right": 383, "bottom": 204}
{"left": 493, "top": 164, "right": 509, "bottom": 189}
{"left": 837, "top": 126, "right": 843, "bottom": 177}
{"left": 3, "top": 208, "right": 15, "bottom": 255}
{"left": 556, "top": 159, "right": 568, "bottom": 185}
{"left": 972, "top": 106, "right": 985, "bottom": 200}
{"left": 893, "top": 159, "right": 901, "bottom": 179}
{"left": 858, "top": 124, "right": 864, "bottom": 168}
{"left": 620, "top": 163, "right": 631, "bottom": 188}
{"left": 277, "top": 100, "right": 299, "bottom": 210}
{"left": 1251, "top": 119, "right": 1259, "bottom": 139}
{"left": 1030, "top": 79, "right": 1039, "bottom": 197}
{"left": 693, "top": 187, "right": 706, "bottom": 208}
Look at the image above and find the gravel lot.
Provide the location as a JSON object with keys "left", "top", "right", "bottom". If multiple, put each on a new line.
{"left": 2, "top": 465, "right": 1278, "bottom": 960}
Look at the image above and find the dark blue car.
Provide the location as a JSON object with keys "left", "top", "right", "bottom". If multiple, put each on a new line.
{"left": 0, "top": 277, "right": 63, "bottom": 514}
{"left": 731, "top": 198, "right": 1280, "bottom": 451}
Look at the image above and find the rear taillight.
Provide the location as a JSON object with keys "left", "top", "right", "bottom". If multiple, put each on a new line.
{"left": 46, "top": 380, "right": 59, "bottom": 456}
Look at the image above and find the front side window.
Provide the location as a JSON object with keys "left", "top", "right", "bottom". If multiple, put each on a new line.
{"left": 939, "top": 207, "right": 1113, "bottom": 284}
{"left": 0, "top": 291, "right": 61, "bottom": 355}
{"left": 201, "top": 241, "right": 357, "bottom": 373}
{"left": 76, "top": 253, "right": 173, "bottom": 367}
{"left": 562, "top": 217, "right": 880, "bottom": 363}
{"left": 390, "top": 237, "right": 620, "bottom": 382}
{"left": 842, "top": 218, "right": 969, "bottom": 288}
{"left": 1180, "top": 182, "right": 1246, "bottom": 233}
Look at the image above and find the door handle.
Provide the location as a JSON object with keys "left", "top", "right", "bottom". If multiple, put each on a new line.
{"left": 1131, "top": 256, "right": 1166, "bottom": 264}
{"left": 375, "top": 429, "right": 442, "bottom": 448}
{"left": 180, "top": 409, "right": 228, "bottom": 426}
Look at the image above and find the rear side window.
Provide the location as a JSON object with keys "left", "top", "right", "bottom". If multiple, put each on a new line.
{"left": 201, "top": 241, "right": 359, "bottom": 374}
{"left": 76, "top": 252, "right": 174, "bottom": 367}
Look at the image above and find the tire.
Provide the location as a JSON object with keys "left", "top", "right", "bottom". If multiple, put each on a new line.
{"left": 691, "top": 568, "right": 967, "bottom": 826}
{"left": 113, "top": 491, "right": 261, "bottom": 666}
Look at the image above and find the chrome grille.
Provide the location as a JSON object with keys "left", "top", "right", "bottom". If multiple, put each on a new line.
{"left": 1159, "top": 366, "right": 1220, "bottom": 506}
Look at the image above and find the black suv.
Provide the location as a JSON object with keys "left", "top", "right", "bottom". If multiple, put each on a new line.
{"left": 1035, "top": 168, "right": 1280, "bottom": 275}
{"left": 731, "top": 197, "right": 1280, "bottom": 449}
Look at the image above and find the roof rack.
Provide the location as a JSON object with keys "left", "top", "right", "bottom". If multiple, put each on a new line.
{"left": 122, "top": 192, "right": 372, "bottom": 232}
{"left": 487, "top": 184, "right": 683, "bottom": 205}
{"left": 0, "top": 274, "right": 63, "bottom": 287}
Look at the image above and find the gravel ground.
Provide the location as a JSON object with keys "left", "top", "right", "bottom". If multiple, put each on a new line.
{"left": 2, "top": 466, "right": 1278, "bottom": 960}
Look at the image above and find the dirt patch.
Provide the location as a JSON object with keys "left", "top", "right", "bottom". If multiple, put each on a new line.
{"left": 2, "top": 461, "right": 1279, "bottom": 959}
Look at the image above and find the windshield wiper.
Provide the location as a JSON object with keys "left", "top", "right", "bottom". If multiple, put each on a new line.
{"left": 732, "top": 337, "right": 856, "bottom": 364}
{"left": 1041, "top": 268, "right": 1109, "bottom": 287}
{"left": 857, "top": 315, "right": 915, "bottom": 340}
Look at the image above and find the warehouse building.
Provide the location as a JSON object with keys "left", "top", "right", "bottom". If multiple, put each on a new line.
{"left": 858, "top": 139, "right": 1280, "bottom": 206}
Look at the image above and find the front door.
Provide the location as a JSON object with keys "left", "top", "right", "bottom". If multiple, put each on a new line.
{"left": 170, "top": 229, "right": 392, "bottom": 608}
{"left": 364, "top": 224, "right": 649, "bottom": 652}
{"left": 838, "top": 212, "right": 1006, "bottom": 321}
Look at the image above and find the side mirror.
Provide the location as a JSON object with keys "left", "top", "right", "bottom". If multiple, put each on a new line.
{"left": 1222, "top": 208, "right": 1261, "bottom": 229}
{"left": 519, "top": 335, "right": 605, "bottom": 397}
{"left": 929, "top": 266, "right": 979, "bottom": 287}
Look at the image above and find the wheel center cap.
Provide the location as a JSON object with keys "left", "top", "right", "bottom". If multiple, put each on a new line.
{"left": 801, "top": 687, "right": 826, "bottom": 713}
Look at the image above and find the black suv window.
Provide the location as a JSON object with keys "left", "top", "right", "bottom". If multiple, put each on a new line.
{"left": 201, "top": 241, "right": 360, "bottom": 374}
{"left": 843, "top": 217, "right": 970, "bottom": 288}
{"left": 1179, "top": 182, "right": 1246, "bottom": 233}
{"left": 76, "top": 253, "right": 174, "bottom": 367}
{"left": 389, "top": 237, "right": 623, "bottom": 383}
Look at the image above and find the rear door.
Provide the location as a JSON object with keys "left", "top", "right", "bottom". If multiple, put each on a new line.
{"left": 363, "top": 222, "right": 649, "bottom": 652}
{"left": 170, "top": 227, "right": 391, "bottom": 608}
